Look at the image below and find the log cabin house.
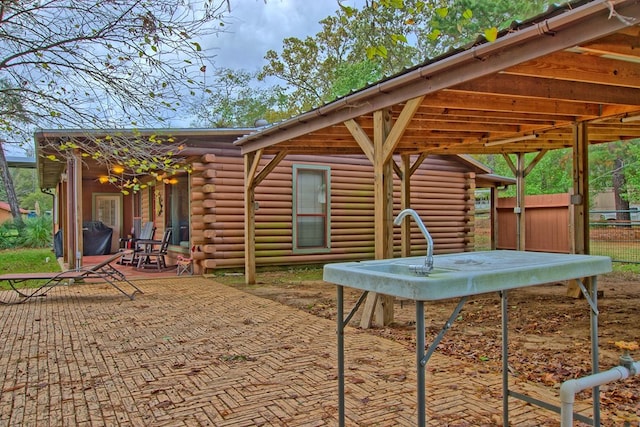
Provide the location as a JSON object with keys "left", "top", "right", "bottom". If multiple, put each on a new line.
{"left": 35, "top": 128, "right": 511, "bottom": 273}
{"left": 35, "top": 0, "right": 640, "bottom": 280}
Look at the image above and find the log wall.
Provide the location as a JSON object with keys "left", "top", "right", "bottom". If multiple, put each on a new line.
{"left": 189, "top": 153, "right": 475, "bottom": 272}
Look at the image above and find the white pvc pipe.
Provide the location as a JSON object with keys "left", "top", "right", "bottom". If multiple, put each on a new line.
{"left": 560, "top": 362, "right": 640, "bottom": 426}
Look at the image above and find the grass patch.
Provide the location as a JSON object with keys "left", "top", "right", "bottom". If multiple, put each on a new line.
{"left": 612, "top": 262, "right": 640, "bottom": 275}
{"left": 0, "top": 248, "right": 60, "bottom": 274}
{"left": 0, "top": 248, "right": 61, "bottom": 290}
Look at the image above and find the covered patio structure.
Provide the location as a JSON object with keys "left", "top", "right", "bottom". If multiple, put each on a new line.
{"left": 236, "top": 0, "right": 640, "bottom": 325}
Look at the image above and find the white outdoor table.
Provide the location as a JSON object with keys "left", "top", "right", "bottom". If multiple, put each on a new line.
{"left": 323, "top": 250, "right": 612, "bottom": 426}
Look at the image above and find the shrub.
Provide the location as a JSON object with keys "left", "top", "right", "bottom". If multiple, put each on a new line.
{"left": 0, "top": 216, "right": 53, "bottom": 249}
{"left": 18, "top": 216, "right": 53, "bottom": 248}
{"left": 0, "top": 220, "right": 19, "bottom": 249}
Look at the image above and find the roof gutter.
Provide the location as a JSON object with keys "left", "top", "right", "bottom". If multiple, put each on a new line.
{"left": 235, "top": 0, "right": 636, "bottom": 151}
{"left": 34, "top": 127, "right": 255, "bottom": 142}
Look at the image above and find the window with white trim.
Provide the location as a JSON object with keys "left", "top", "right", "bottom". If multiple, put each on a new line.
{"left": 292, "top": 165, "right": 330, "bottom": 253}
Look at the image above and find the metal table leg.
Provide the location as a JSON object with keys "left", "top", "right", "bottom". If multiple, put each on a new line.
{"left": 502, "top": 290, "right": 509, "bottom": 427}
{"left": 590, "top": 276, "right": 600, "bottom": 426}
{"left": 337, "top": 285, "right": 345, "bottom": 427}
{"left": 416, "top": 300, "right": 426, "bottom": 427}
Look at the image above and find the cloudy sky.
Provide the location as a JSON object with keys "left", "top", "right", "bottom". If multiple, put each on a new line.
{"left": 208, "top": 1, "right": 362, "bottom": 72}
{"left": 6, "top": 1, "right": 363, "bottom": 155}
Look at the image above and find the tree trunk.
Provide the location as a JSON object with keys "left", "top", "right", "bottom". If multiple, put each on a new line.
{"left": 0, "top": 141, "right": 24, "bottom": 227}
{"left": 612, "top": 157, "right": 630, "bottom": 221}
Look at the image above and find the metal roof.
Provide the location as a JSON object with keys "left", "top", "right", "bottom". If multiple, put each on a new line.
{"left": 6, "top": 156, "right": 36, "bottom": 168}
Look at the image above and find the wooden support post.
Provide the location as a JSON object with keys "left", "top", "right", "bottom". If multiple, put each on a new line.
{"left": 244, "top": 150, "right": 261, "bottom": 285}
{"left": 244, "top": 150, "right": 287, "bottom": 285}
{"left": 65, "top": 157, "right": 74, "bottom": 268}
{"left": 503, "top": 150, "right": 547, "bottom": 251}
{"left": 491, "top": 186, "right": 499, "bottom": 250}
{"left": 75, "top": 153, "right": 84, "bottom": 268}
{"left": 67, "top": 153, "right": 84, "bottom": 269}
{"left": 568, "top": 123, "right": 590, "bottom": 298}
{"left": 361, "top": 108, "right": 395, "bottom": 328}
{"left": 352, "top": 98, "right": 424, "bottom": 329}
{"left": 516, "top": 153, "right": 526, "bottom": 251}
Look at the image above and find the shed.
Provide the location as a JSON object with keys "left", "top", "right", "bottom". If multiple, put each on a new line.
{"left": 0, "top": 201, "right": 28, "bottom": 223}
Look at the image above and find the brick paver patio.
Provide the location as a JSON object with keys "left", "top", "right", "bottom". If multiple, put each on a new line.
{"left": 0, "top": 278, "right": 597, "bottom": 426}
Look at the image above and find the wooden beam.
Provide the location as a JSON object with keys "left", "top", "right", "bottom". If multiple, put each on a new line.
{"left": 254, "top": 150, "right": 287, "bottom": 187}
{"left": 409, "top": 153, "right": 429, "bottom": 176}
{"left": 382, "top": 96, "right": 425, "bottom": 162}
{"left": 374, "top": 108, "right": 394, "bottom": 261}
{"left": 455, "top": 74, "right": 640, "bottom": 105}
{"left": 434, "top": 90, "right": 602, "bottom": 117}
{"left": 245, "top": 148, "right": 263, "bottom": 190}
{"left": 243, "top": 149, "right": 288, "bottom": 285}
{"left": 524, "top": 150, "right": 548, "bottom": 176}
{"left": 568, "top": 122, "right": 590, "bottom": 298}
{"left": 572, "top": 122, "right": 590, "bottom": 255}
{"left": 506, "top": 50, "right": 640, "bottom": 88}
{"left": 502, "top": 153, "right": 517, "bottom": 176}
{"left": 344, "top": 119, "right": 374, "bottom": 163}
{"left": 580, "top": 32, "right": 640, "bottom": 59}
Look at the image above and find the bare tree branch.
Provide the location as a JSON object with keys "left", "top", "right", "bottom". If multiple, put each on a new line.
{"left": 0, "top": 0, "right": 229, "bottom": 193}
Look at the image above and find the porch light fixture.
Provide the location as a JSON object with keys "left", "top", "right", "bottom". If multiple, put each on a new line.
{"left": 112, "top": 165, "right": 125, "bottom": 174}
{"left": 484, "top": 134, "right": 538, "bottom": 147}
{"left": 98, "top": 176, "right": 109, "bottom": 184}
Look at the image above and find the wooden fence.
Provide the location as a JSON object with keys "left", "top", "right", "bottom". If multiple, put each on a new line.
{"left": 496, "top": 193, "right": 571, "bottom": 253}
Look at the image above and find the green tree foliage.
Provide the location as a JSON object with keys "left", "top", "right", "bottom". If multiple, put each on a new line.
{"left": 0, "top": 78, "right": 29, "bottom": 224}
{"left": 191, "top": 68, "right": 290, "bottom": 128}
{"left": 590, "top": 140, "right": 640, "bottom": 217}
{"left": 259, "top": 0, "right": 556, "bottom": 112}
{"left": 195, "top": 0, "right": 558, "bottom": 128}
{"left": 258, "top": 6, "right": 413, "bottom": 110}
{"left": 0, "top": 166, "right": 52, "bottom": 213}
{"left": 474, "top": 149, "right": 572, "bottom": 197}
{"left": 416, "top": 0, "right": 552, "bottom": 54}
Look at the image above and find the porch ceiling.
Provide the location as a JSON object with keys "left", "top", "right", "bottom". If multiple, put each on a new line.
{"left": 234, "top": 0, "right": 640, "bottom": 157}
{"left": 35, "top": 128, "right": 252, "bottom": 189}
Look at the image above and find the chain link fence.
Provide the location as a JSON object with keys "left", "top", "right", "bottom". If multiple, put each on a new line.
{"left": 590, "top": 210, "right": 640, "bottom": 263}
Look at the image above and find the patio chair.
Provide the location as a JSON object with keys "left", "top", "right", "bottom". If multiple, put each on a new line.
{"left": 118, "top": 221, "right": 155, "bottom": 266}
{"left": 136, "top": 228, "right": 172, "bottom": 271}
{"left": 0, "top": 251, "right": 143, "bottom": 304}
{"left": 176, "top": 245, "right": 198, "bottom": 276}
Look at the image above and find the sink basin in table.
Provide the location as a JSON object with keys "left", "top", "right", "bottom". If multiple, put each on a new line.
{"left": 323, "top": 250, "right": 612, "bottom": 301}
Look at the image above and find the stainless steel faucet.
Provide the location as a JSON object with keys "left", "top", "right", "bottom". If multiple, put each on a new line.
{"left": 394, "top": 208, "right": 434, "bottom": 275}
